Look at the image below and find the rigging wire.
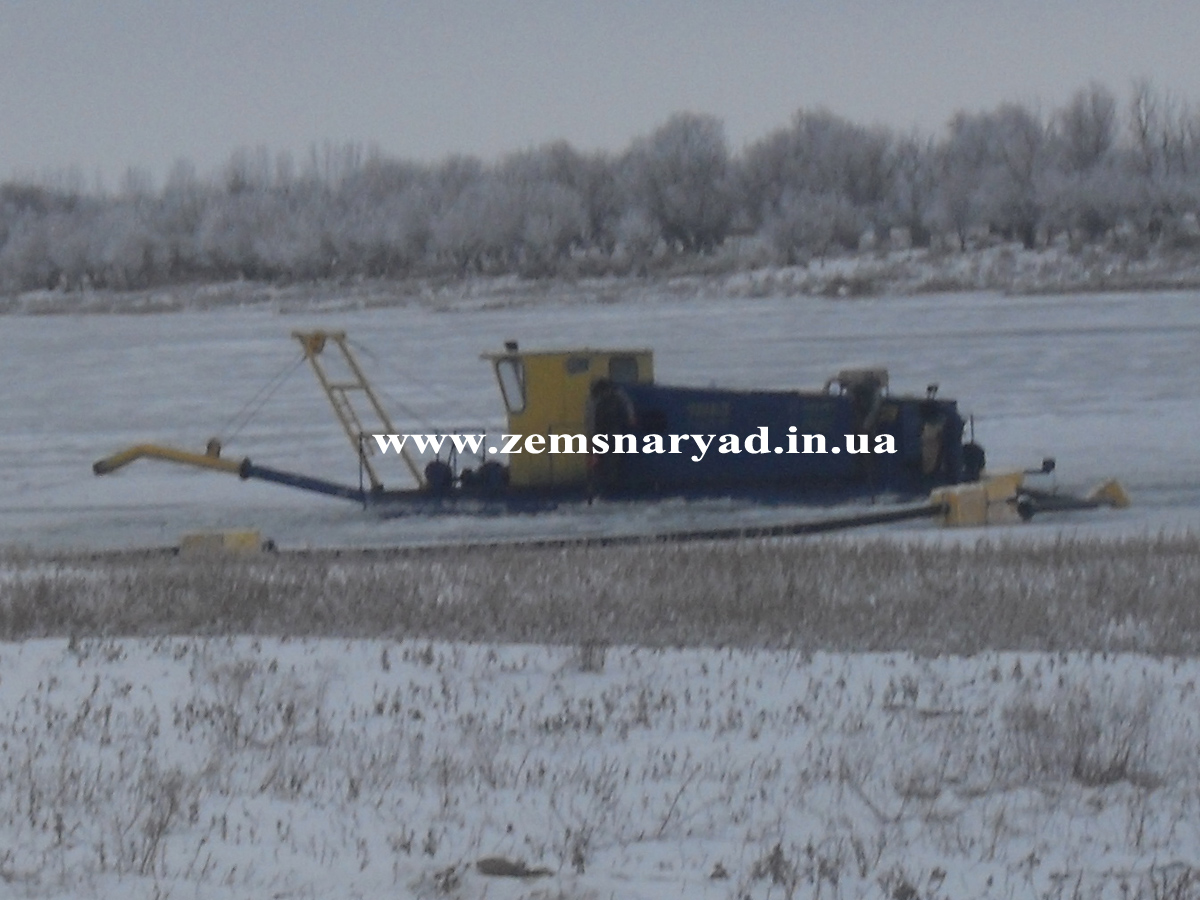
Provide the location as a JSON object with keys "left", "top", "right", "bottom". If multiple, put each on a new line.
{"left": 345, "top": 338, "right": 488, "bottom": 433}
{"left": 205, "top": 335, "right": 493, "bottom": 459}
{"left": 216, "top": 352, "right": 307, "bottom": 444}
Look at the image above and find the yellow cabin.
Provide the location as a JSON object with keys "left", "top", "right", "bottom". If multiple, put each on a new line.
{"left": 483, "top": 342, "right": 653, "bottom": 488}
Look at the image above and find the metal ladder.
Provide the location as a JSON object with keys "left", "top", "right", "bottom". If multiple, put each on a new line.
{"left": 292, "top": 330, "right": 425, "bottom": 490}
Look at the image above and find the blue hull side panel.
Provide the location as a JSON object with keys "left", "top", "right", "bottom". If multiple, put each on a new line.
{"left": 590, "top": 383, "right": 968, "bottom": 501}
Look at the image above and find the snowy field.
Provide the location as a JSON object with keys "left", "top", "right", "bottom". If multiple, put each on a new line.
{"left": 3, "top": 287, "right": 1200, "bottom": 898}
{"left": 1, "top": 637, "right": 1199, "bottom": 899}
{"left": 2, "top": 287, "right": 1200, "bottom": 550}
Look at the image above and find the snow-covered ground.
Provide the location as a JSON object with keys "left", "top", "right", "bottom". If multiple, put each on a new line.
{"left": 3, "top": 286, "right": 1200, "bottom": 898}
{"left": 2, "top": 636, "right": 1198, "bottom": 900}
{"left": 8, "top": 244, "right": 1200, "bottom": 317}
{"left": 2, "top": 285, "right": 1199, "bottom": 550}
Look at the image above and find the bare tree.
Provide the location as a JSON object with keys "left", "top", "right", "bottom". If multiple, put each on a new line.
{"left": 990, "top": 103, "right": 1048, "bottom": 248}
{"left": 1056, "top": 82, "right": 1118, "bottom": 173}
{"left": 1124, "top": 79, "right": 1199, "bottom": 238}
{"left": 222, "top": 146, "right": 273, "bottom": 196}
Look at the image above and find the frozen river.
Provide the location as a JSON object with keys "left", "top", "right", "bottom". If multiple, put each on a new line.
{"left": 2, "top": 288, "right": 1198, "bottom": 550}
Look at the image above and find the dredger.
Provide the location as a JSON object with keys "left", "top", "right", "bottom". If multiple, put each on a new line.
{"left": 93, "top": 330, "right": 1129, "bottom": 536}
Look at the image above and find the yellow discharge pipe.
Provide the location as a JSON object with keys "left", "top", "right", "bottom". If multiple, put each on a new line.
{"left": 92, "top": 444, "right": 244, "bottom": 477}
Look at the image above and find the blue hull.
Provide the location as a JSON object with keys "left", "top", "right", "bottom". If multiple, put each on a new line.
{"left": 588, "top": 382, "right": 976, "bottom": 501}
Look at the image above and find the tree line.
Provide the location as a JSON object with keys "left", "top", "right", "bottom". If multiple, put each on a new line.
{"left": 3, "top": 79, "right": 1199, "bottom": 292}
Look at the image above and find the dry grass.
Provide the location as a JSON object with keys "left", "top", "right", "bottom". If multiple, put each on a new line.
{"left": 2, "top": 533, "right": 1199, "bottom": 653}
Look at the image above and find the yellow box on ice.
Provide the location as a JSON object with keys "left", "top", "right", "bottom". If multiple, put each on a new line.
{"left": 178, "top": 530, "right": 266, "bottom": 555}
{"left": 930, "top": 471, "right": 1024, "bottom": 527}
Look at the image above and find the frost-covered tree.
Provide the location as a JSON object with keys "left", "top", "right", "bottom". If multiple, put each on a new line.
{"left": 740, "top": 108, "right": 893, "bottom": 252}
{"left": 518, "top": 181, "right": 587, "bottom": 274}
{"left": 1121, "top": 80, "right": 1200, "bottom": 238}
{"left": 496, "top": 143, "right": 591, "bottom": 270}
{"left": 936, "top": 103, "right": 1049, "bottom": 249}
{"left": 1038, "top": 85, "right": 1125, "bottom": 244}
{"left": 329, "top": 159, "right": 435, "bottom": 276}
{"left": 222, "top": 146, "right": 274, "bottom": 196}
{"left": 613, "top": 207, "right": 660, "bottom": 269}
{"left": 430, "top": 173, "right": 524, "bottom": 273}
{"left": 7, "top": 79, "right": 1200, "bottom": 293}
{"left": 766, "top": 189, "right": 863, "bottom": 263}
{"left": 886, "top": 133, "right": 938, "bottom": 247}
{"left": 154, "top": 159, "right": 210, "bottom": 280}
{"left": 0, "top": 213, "right": 57, "bottom": 290}
{"left": 626, "top": 113, "right": 732, "bottom": 253}
{"left": 91, "top": 203, "right": 160, "bottom": 287}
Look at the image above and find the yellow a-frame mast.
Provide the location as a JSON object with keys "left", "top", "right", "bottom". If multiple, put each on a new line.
{"left": 292, "top": 330, "right": 425, "bottom": 490}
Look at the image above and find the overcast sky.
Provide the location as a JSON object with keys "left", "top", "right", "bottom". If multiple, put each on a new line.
{"left": 3, "top": 1, "right": 1199, "bottom": 187}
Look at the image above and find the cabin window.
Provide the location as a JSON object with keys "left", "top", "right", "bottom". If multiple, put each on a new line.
{"left": 495, "top": 358, "right": 526, "bottom": 414}
{"left": 608, "top": 355, "right": 639, "bottom": 383}
{"left": 565, "top": 356, "right": 591, "bottom": 375}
